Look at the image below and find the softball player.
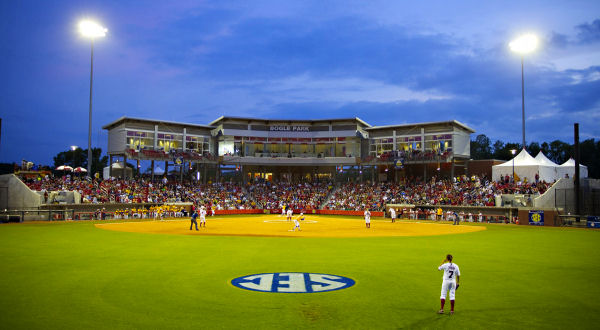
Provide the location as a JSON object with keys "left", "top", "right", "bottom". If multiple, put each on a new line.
{"left": 364, "top": 209, "right": 371, "bottom": 228}
{"left": 389, "top": 208, "right": 396, "bottom": 223}
{"left": 199, "top": 206, "right": 207, "bottom": 227}
{"left": 292, "top": 218, "right": 301, "bottom": 231}
{"left": 438, "top": 254, "right": 460, "bottom": 315}
{"left": 286, "top": 208, "right": 293, "bottom": 221}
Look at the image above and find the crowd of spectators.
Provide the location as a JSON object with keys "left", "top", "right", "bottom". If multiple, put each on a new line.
{"left": 375, "top": 150, "right": 453, "bottom": 162}
{"left": 20, "top": 175, "right": 251, "bottom": 210}
{"left": 19, "top": 173, "right": 554, "bottom": 212}
{"left": 248, "top": 181, "right": 334, "bottom": 210}
{"left": 324, "top": 175, "right": 554, "bottom": 211}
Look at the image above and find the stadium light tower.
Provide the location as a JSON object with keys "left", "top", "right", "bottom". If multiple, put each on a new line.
{"left": 79, "top": 20, "right": 107, "bottom": 177}
{"left": 510, "top": 149, "right": 517, "bottom": 182}
{"left": 509, "top": 33, "right": 538, "bottom": 150}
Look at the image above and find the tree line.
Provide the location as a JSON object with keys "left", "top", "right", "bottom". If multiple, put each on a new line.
{"left": 470, "top": 135, "right": 599, "bottom": 178}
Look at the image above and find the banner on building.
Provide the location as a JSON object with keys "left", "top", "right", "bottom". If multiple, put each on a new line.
{"left": 528, "top": 210, "right": 544, "bottom": 226}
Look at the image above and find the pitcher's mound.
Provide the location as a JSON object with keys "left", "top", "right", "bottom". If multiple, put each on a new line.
{"left": 96, "top": 215, "right": 486, "bottom": 237}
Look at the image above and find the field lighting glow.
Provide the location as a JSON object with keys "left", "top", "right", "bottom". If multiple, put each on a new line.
{"left": 509, "top": 34, "right": 538, "bottom": 54}
{"left": 79, "top": 20, "right": 107, "bottom": 38}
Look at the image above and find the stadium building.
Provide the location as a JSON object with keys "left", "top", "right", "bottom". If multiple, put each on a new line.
{"left": 102, "top": 116, "right": 475, "bottom": 182}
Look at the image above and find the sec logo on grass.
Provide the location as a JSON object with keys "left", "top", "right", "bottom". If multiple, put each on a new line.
{"left": 231, "top": 273, "right": 355, "bottom": 293}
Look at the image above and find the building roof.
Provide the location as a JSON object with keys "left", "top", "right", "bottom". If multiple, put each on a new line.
{"left": 209, "top": 116, "right": 371, "bottom": 127}
{"left": 102, "top": 116, "right": 215, "bottom": 130}
{"left": 103, "top": 116, "right": 474, "bottom": 133}
{"left": 366, "top": 120, "right": 475, "bottom": 133}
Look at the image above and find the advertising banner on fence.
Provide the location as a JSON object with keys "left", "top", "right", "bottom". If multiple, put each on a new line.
{"left": 528, "top": 210, "right": 544, "bottom": 226}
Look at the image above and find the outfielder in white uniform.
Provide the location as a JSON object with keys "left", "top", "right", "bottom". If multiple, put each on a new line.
{"left": 200, "top": 207, "right": 207, "bottom": 227}
{"left": 286, "top": 208, "right": 293, "bottom": 222}
{"left": 389, "top": 208, "right": 396, "bottom": 223}
{"left": 437, "top": 254, "right": 460, "bottom": 315}
{"left": 364, "top": 209, "right": 371, "bottom": 228}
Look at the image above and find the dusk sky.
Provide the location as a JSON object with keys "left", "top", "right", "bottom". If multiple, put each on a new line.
{"left": 1, "top": 0, "right": 599, "bottom": 165}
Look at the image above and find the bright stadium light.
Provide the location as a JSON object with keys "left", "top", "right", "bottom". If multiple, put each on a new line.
{"left": 79, "top": 20, "right": 107, "bottom": 38}
{"left": 78, "top": 19, "right": 107, "bottom": 177}
{"left": 509, "top": 34, "right": 538, "bottom": 54}
{"left": 509, "top": 33, "right": 539, "bottom": 150}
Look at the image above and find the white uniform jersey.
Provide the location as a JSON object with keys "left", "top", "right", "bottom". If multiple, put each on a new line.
{"left": 287, "top": 209, "right": 293, "bottom": 217}
{"left": 364, "top": 211, "right": 371, "bottom": 222}
{"left": 390, "top": 209, "right": 396, "bottom": 219}
{"left": 438, "top": 262, "right": 460, "bottom": 282}
{"left": 200, "top": 209, "right": 207, "bottom": 219}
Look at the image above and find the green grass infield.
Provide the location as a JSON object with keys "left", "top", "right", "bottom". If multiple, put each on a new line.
{"left": 0, "top": 216, "right": 598, "bottom": 329}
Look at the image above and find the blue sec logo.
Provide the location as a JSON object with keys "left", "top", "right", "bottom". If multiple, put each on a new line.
{"left": 231, "top": 273, "right": 355, "bottom": 293}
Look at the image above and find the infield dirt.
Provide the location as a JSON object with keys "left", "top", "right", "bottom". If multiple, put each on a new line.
{"left": 95, "top": 215, "right": 485, "bottom": 237}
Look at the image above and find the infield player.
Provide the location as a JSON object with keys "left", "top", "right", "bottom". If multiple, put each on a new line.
{"left": 389, "top": 207, "right": 396, "bottom": 223}
{"left": 297, "top": 212, "right": 306, "bottom": 221}
{"left": 199, "top": 206, "right": 207, "bottom": 227}
{"left": 364, "top": 209, "right": 371, "bottom": 228}
{"left": 437, "top": 254, "right": 460, "bottom": 315}
{"left": 280, "top": 204, "right": 286, "bottom": 217}
{"left": 286, "top": 208, "right": 293, "bottom": 222}
{"left": 291, "top": 217, "right": 301, "bottom": 231}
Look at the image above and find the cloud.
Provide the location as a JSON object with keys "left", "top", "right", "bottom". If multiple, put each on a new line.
{"left": 576, "top": 19, "right": 600, "bottom": 44}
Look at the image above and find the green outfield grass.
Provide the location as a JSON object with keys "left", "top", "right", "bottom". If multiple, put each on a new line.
{"left": 0, "top": 217, "right": 598, "bottom": 329}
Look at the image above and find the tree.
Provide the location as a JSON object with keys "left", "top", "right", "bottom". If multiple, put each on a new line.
{"left": 547, "top": 140, "right": 571, "bottom": 164}
{"left": 527, "top": 142, "right": 541, "bottom": 157}
{"left": 579, "top": 139, "right": 599, "bottom": 178}
{"left": 491, "top": 141, "right": 504, "bottom": 159}
{"left": 470, "top": 134, "right": 492, "bottom": 160}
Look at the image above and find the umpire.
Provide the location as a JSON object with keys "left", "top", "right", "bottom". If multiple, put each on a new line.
{"left": 190, "top": 209, "right": 199, "bottom": 231}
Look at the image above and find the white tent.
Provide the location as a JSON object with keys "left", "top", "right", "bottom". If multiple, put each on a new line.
{"left": 534, "top": 152, "right": 558, "bottom": 167}
{"left": 102, "top": 162, "right": 133, "bottom": 179}
{"left": 558, "top": 158, "right": 588, "bottom": 179}
{"left": 492, "top": 149, "right": 558, "bottom": 183}
{"left": 153, "top": 166, "right": 165, "bottom": 175}
{"left": 533, "top": 152, "right": 560, "bottom": 182}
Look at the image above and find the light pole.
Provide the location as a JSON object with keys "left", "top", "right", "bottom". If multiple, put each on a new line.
{"left": 509, "top": 34, "right": 538, "bottom": 150}
{"left": 70, "top": 145, "right": 78, "bottom": 165}
{"left": 79, "top": 20, "right": 107, "bottom": 177}
{"left": 510, "top": 149, "right": 517, "bottom": 183}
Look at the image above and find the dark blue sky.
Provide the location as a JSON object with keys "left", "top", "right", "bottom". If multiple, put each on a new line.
{"left": 1, "top": 0, "right": 599, "bottom": 165}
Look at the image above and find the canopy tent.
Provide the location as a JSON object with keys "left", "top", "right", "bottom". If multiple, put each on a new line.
{"left": 558, "top": 158, "right": 588, "bottom": 179}
{"left": 534, "top": 152, "right": 559, "bottom": 167}
{"left": 153, "top": 166, "right": 165, "bottom": 175}
{"left": 102, "top": 162, "right": 133, "bottom": 179}
{"left": 492, "top": 149, "right": 558, "bottom": 183}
